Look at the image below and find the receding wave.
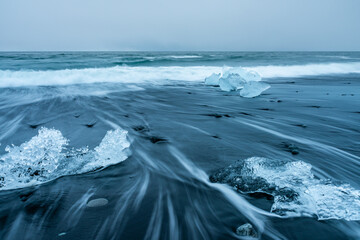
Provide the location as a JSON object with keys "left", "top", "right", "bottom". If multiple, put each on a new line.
{"left": 1, "top": 62, "right": 360, "bottom": 88}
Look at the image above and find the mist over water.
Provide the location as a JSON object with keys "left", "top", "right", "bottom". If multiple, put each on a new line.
{"left": 0, "top": 52, "right": 360, "bottom": 239}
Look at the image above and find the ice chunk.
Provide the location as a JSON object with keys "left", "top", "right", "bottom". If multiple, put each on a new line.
{"left": 219, "top": 73, "right": 245, "bottom": 91}
{"left": 204, "top": 67, "right": 270, "bottom": 97}
{"left": 239, "top": 81, "right": 271, "bottom": 98}
{"left": 242, "top": 158, "right": 360, "bottom": 220}
{"left": 1, "top": 128, "right": 69, "bottom": 188}
{"left": 222, "top": 68, "right": 262, "bottom": 82}
{"left": 210, "top": 157, "right": 360, "bottom": 221}
{"left": 242, "top": 70, "right": 262, "bottom": 82}
{"left": 204, "top": 73, "right": 221, "bottom": 86}
{"left": 83, "top": 129, "right": 130, "bottom": 171}
{"left": 4, "top": 128, "right": 68, "bottom": 172}
{"left": 0, "top": 127, "right": 131, "bottom": 190}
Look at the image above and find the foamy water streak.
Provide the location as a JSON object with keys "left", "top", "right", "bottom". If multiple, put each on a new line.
{"left": 1, "top": 62, "right": 360, "bottom": 88}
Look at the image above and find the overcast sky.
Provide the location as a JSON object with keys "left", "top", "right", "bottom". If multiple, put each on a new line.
{"left": 1, "top": 0, "right": 359, "bottom": 51}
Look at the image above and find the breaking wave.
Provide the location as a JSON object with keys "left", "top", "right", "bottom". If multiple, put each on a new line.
{"left": 252, "top": 62, "right": 360, "bottom": 78}
{"left": 0, "top": 61, "right": 360, "bottom": 88}
{"left": 0, "top": 127, "right": 131, "bottom": 190}
{"left": 0, "top": 66, "right": 221, "bottom": 88}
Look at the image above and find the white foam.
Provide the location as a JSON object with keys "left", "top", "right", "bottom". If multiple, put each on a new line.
{"left": 242, "top": 157, "right": 360, "bottom": 221}
{"left": 1, "top": 62, "right": 360, "bottom": 88}
{"left": 251, "top": 62, "right": 360, "bottom": 78}
{"left": 167, "top": 55, "right": 201, "bottom": 59}
{"left": 0, "top": 127, "right": 131, "bottom": 190}
{"left": 0, "top": 66, "right": 221, "bottom": 88}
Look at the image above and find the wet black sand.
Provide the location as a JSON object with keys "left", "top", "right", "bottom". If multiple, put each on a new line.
{"left": 0, "top": 75, "right": 360, "bottom": 239}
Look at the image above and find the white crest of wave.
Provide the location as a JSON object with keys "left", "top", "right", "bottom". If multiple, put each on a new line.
{"left": 0, "top": 127, "right": 131, "bottom": 190}
{"left": 167, "top": 55, "right": 201, "bottom": 59}
{"left": 251, "top": 62, "right": 360, "bottom": 78}
{"left": 0, "top": 66, "right": 222, "bottom": 88}
{"left": 1, "top": 62, "right": 360, "bottom": 88}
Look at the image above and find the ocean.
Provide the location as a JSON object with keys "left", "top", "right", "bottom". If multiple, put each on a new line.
{"left": 0, "top": 52, "right": 359, "bottom": 239}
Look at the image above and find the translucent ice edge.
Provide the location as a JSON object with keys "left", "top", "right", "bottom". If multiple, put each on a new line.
{"left": 242, "top": 157, "right": 360, "bottom": 221}
{"left": 204, "top": 67, "right": 270, "bottom": 98}
{"left": 0, "top": 127, "right": 130, "bottom": 190}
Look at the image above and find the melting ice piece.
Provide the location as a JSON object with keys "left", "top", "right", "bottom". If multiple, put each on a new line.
{"left": 239, "top": 82, "right": 271, "bottom": 98}
{"left": 204, "top": 67, "right": 269, "bottom": 97}
{"left": 83, "top": 129, "right": 130, "bottom": 171}
{"left": 222, "top": 68, "right": 262, "bottom": 82}
{"left": 219, "top": 73, "right": 245, "bottom": 91}
{"left": 0, "top": 128, "right": 69, "bottom": 188}
{"left": 204, "top": 73, "right": 221, "bottom": 86}
{"left": 244, "top": 70, "right": 262, "bottom": 82}
{"left": 210, "top": 157, "right": 360, "bottom": 221}
{"left": 0, "top": 127, "right": 131, "bottom": 190}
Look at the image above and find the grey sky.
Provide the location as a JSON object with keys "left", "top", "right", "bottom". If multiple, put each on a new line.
{"left": 1, "top": 0, "right": 359, "bottom": 51}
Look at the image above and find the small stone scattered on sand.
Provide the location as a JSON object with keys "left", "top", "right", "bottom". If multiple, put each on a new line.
{"left": 84, "top": 120, "right": 97, "bottom": 128}
{"left": 87, "top": 198, "right": 109, "bottom": 207}
{"left": 146, "top": 136, "right": 168, "bottom": 144}
{"left": 236, "top": 223, "right": 258, "bottom": 238}
{"left": 282, "top": 142, "right": 300, "bottom": 155}
{"left": 29, "top": 124, "right": 40, "bottom": 129}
